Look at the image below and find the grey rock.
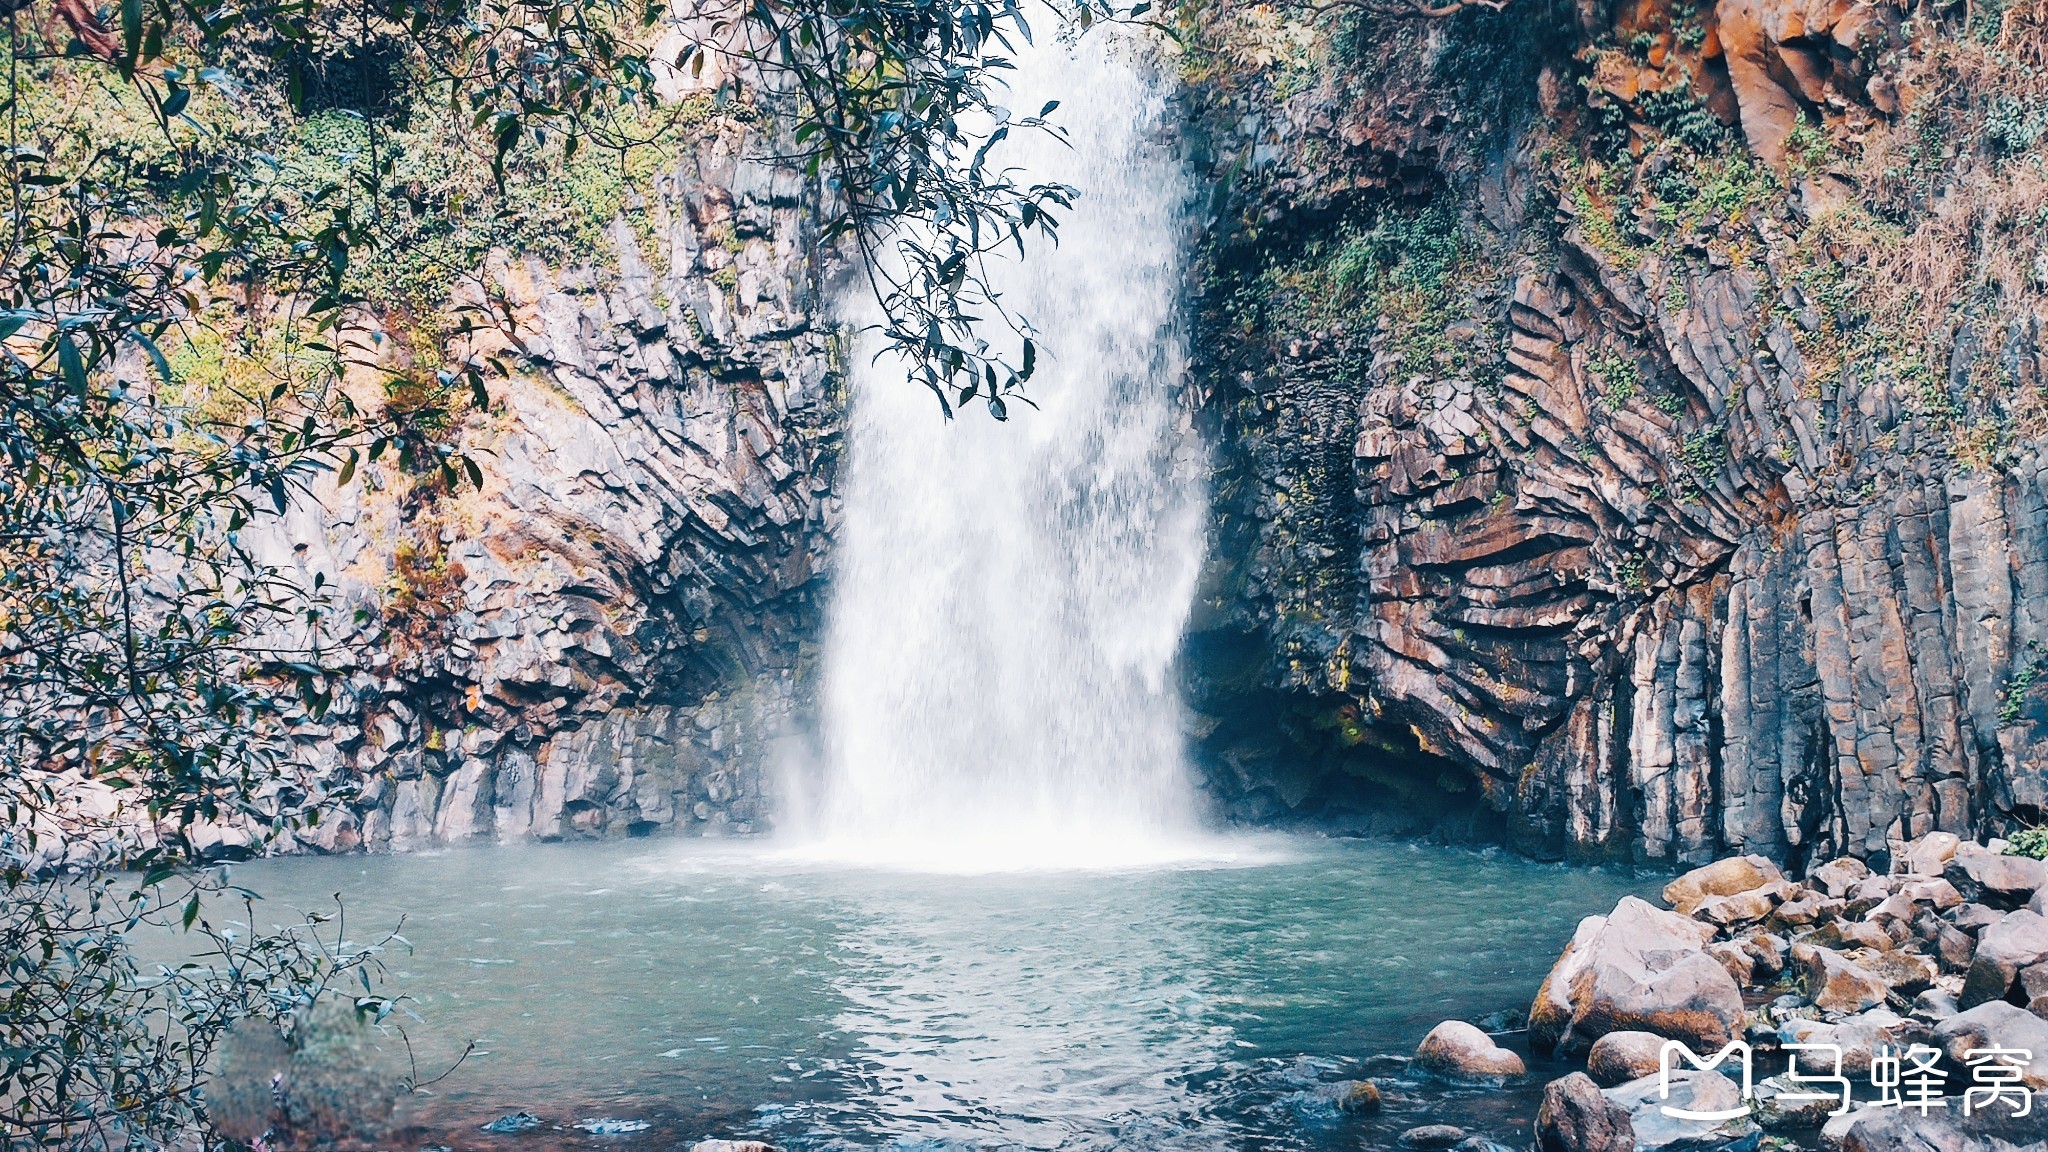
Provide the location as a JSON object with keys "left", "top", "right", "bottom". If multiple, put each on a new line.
{"left": 1535, "top": 1073, "right": 1634, "bottom": 1152}
{"left": 1602, "top": 1070, "right": 1760, "bottom": 1151}
{"left": 1413, "top": 1020, "right": 1526, "bottom": 1080}
{"left": 1944, "top": 850, "right": 2048, "bottom": 911}
{"left": 1397, "top": 1125, "right": 1467, "bottom": 1149}
{"left": 1959, "top": 910, "right": 2048, "bottom": 1008}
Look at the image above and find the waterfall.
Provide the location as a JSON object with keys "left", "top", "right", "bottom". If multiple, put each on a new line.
{"left": 808, "top": 31, "right": 1207, "bottom": 870}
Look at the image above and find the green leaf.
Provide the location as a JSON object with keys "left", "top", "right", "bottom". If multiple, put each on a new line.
{"left": 57, "top": 335, "right": 87, "bottom": 392}
{"left": 133, "top": 331, "right": 173, "bottom": 385}
{"left": 120, "top": 0, "right": 142, "bottom": 70}
{"left": 181, "top": 892, "right": 200, "bottom": 929}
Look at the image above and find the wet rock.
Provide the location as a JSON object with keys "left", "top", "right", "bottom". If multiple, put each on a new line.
{"left": 1530, "top": 897, "right": 1741, "bottom": 1055}
{"left": 481, "top": 1112, "right": 543, "bottom": 1134}
{"left": 1663, "top": 855, "right": 1785, "bottom": 917}
{"left": 1535, "top": 1073, "right": 1634, "bottom": 1152}
{"left": 1585, "top": 1030, "right": 1665, "bottom": 1088}
{"left": 1413, "top": 1020, "right": 1525, "bottom": 1080}
{"left": 1603, "top": 1070, "right": 1759, "bottom": 1150}
{"left": 1958, "top": 910, "right": 2048, "bottom": 1008}
{"left": 1330, "top": 1079, "right": 1381, "bottom": 1114}
{"left": 1397, "top": 1125, "right": 1467, "bottom": 1149}
{"left": 689, "top": 1142, "right": 777, "bottom": 1152}
{"left": 1793, "top": 943, "right": 1890, "bottom": 1015}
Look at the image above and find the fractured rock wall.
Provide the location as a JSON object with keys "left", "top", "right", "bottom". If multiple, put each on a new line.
{"left": 256, "top": 127, "right": 839, "bottom": 852}
{"left": 1183, "top": 0, "right": 2048, "bottom": 868}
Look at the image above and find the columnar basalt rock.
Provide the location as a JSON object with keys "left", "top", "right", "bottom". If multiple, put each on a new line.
{"left": 256, "top": 128, "right": 840, "bottom": 853}
{"left": 1182, "top": 0, "right": 2048, "bottom": 867}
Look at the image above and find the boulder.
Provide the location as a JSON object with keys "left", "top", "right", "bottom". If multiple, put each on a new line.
{"left": 1947, "top": 903, "right": 2005, "bottom": 934}
{"left": 2022, "top": 961, "right": 2048, "bottom": 1016}
{"left": 1897, "top": 878, "right": 1963, "bottom": 911}
{"left": 1663, "top": 855, "right": 1786, "bottom": 917}
{"left": 1771, "top": 889, "right": 1844, "bottom": 927}
{"left": 1778, "top": 1008, "right": 1914, "bottom": 1076}
{"left": 1602, "top": 1071, "right": 1759, "bottom": 1151}
{"left": 1752, "top": 1073, "right": 1845, "bottom": 1131}
{"left": 691, "top": 1144, "right": 777, "bottom": 1152}
{"left": 1706, "top": 940, "right": 1757, "bottom": 984}
{"left": 1397, "top": 1125, "right": 1467, "bottom": 1149}
{"left": 1534, "top": 1073, "right": 1633, "bottom": 1152}
{"left": 1528, "top": 897, "right": 1741, "bottom": 1055}
{"left": 1413, "top": 1020, "right": 1525, "bottom": 1080}
{"left": 1855, "top": 948, "right": 1939, "bottom": 996}
{"left": 1958, "top": 910, "right": 2048, "bottom": 1008}
{"left": 1896, "top": 832, "right": 1962, "bottom": 878}
{"left": 1793, "top": 943, "right": 1890, "bottom": 1015}
{"left": 1694, "top": 882, "right": 1793, "bottom": 930}
{"left": 1912, "top": 987, "right": 1959, "bottom": 1021}
{"left": 1932, "top": 1002, "right": 2048, "bottom": 1091}
{"left": 1834, "top": 1093, "right": 2048, "bottom": 1149}
{"left": 1918, "top": 914, "right": 1976, "bottom": 974}
{"left": 1944, "top": 849, "right": 2048, "bottom": 910}
{"left": 1585, "top": 1030, "right": 1665, "bottom": 1088}
{"left": 1330, "top": 1079, "right": 1381, "bottom": 1114}
{"left": 1811, "top": 856, "right": 1872, "bottom": 899}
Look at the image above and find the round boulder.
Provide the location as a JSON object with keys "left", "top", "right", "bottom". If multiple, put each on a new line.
{"left": 1585, "top": 1030, "right": 1665, "bottom": 1088}
{"left": 1414, "top": 1020, "right": 1526, "bottom": 1080}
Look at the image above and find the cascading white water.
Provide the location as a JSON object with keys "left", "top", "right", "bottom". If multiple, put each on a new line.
{"left": 808, "top": 30, "right": 1207, "bottom": 870}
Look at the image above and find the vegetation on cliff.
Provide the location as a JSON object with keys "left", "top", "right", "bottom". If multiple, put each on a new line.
{"left": 0, "top": 0, "right": 1146, "bottom": 1145}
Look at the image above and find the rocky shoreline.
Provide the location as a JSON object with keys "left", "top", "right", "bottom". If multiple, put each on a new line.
{"left": 1360, "top": 835, "right": 2048, "bottom": 1152}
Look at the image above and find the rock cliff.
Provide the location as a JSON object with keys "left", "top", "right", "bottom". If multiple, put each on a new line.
{"left": 256, "top": 125, "right": 839, "bottom": 851}
{"left": 229, "top": 0, "right": 2048, "bottom": 873}
{"left": 1180, "top": 0, "right": 2048, "bottom": 869}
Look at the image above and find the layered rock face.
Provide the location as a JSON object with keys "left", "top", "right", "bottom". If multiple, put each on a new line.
{"left": 256, "top": 127, "right": 839, "bottom": 851}
{"left": 1182, "top": 0, "right": 2048, "bottom": 867}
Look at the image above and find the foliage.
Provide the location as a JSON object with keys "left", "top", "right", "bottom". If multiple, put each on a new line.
{"left": 0, "top": 0, "right": 1141, "bottom": 1146}
{"left": 2008, "top": 826, "right": 2048, "bottom": 859}
{"left": 2002, "top": 643, "right": 2045, "bottom": 724}
{"left": 1587, "top": 351, "right": 1640, "bottom": 410}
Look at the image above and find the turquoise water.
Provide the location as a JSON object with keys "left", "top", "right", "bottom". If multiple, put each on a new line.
{"left": 210, "top": 836, "right": 1652, "bottom": 1151}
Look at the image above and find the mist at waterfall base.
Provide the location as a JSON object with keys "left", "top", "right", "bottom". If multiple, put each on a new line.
{"left": 218, "top": 841, "right": 1651, "bottom": 1151}
{"left": 789, "top": 30, "right": 1209, "bottom": 871}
